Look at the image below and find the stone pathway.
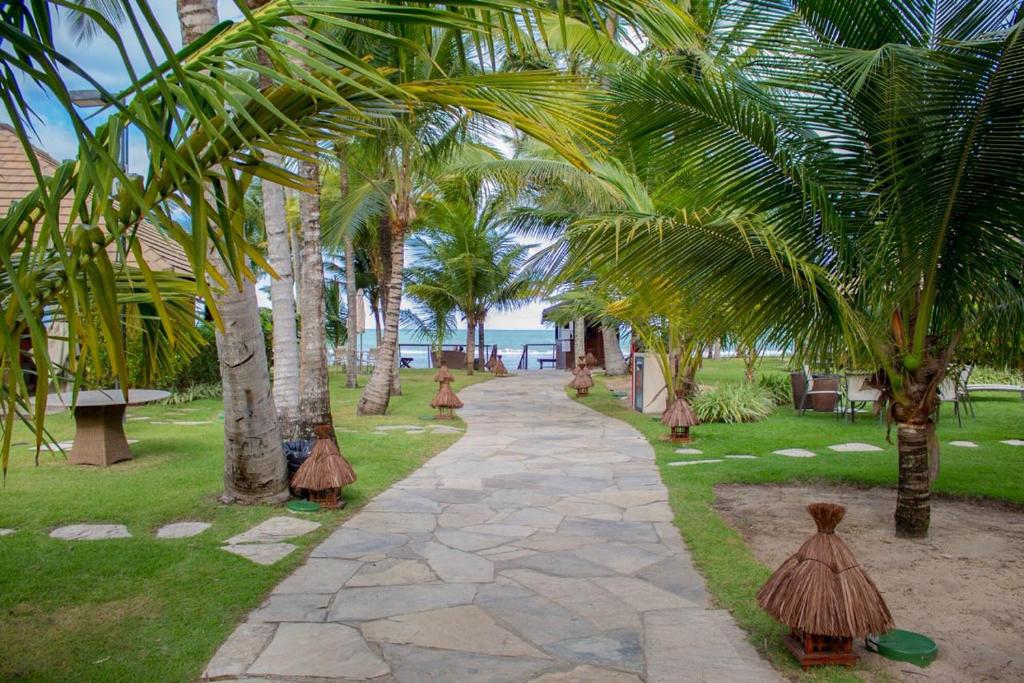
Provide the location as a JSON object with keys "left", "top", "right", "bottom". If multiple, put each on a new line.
{"left": 206, "top": 372, "right": 779, "bottom": 682}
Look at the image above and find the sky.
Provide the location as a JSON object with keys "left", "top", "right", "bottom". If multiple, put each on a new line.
{"left": 4, "top": 3, "right": 550, "bottom": 330}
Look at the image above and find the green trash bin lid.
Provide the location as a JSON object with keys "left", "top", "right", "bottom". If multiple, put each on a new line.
{"left": 866, "top": 630, "right": 938, "bottom": 667}
{"left": 287, "top": 500, "right": 320, "bottom": 513}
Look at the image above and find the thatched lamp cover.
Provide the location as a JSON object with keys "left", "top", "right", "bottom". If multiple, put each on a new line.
{"left": 757, "top": 502, "right": 894, "bottom": 668}
{"left": 568, "top": 357, "right": 594, "bottom": 396}
{"left": 493, "top": 355, "right": 509, "bottom": 377}
{"left": 584, "top": 351, "right": 598, "bottom": 369}
{"left": 662, "top": 392, "right": 699, "bottom": 442}
{"left": 431, "top": 361, "right": 463, "bottom": 419}
{"left": 291, "top": 425, "right": 357, "bottom": 509}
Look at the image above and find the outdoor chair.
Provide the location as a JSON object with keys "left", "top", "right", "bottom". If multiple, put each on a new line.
{"left": 798, "top": 366, "right": 842, "bottom": 416}
{"left": 843, "top": 372, "right": 882, "bottom": 423}
{"left": 937, "top": 365, "right": 974, "bottom": 426}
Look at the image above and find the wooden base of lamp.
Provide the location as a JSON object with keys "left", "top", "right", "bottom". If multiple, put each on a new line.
{"left": 785, "top": 630, "right": 858, "bottom": 670}
{"left": 670, "top": 426, "right": 692, "bottom": 443}
{"left": 436, "top": 408, "right": 456, "bottom": 420}
{"left": 308, "top": 488, "right": 345, "bottom": 510}
{"left": 575, "top": 388, "right": 589, "bottom": 397}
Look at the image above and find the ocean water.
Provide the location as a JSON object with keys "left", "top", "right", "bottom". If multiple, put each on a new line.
{"left": 356, "top": 329, "right": 562, "bottom": 370}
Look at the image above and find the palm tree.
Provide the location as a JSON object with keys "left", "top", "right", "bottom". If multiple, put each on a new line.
{"left": 556, "top": 0, "right": 1024, "bottom": 537}
{"left": 0, "top": 2, "right": 600, "bottom": 472}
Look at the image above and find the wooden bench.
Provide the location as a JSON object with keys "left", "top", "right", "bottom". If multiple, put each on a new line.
{"left": 538, "top": 358, "right": 558, "bottom": 369}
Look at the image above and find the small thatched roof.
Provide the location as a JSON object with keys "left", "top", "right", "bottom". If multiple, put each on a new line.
{"left": 431, "top": 383, "right": 463, "bottom": 409}
{"left": 584, "top": 351, "right": 598, "bottom": 368}
{"left": 662, "top": 395, "right": 699, "bottom": 428}
{"left": 434, "top": 362, "right": 455, "bottom": 384}
{"left": 292, "top": 426, "right": 357, "bottom": 491}
{"left": 569, "top": 365, "right": 593, "bottom": 390}
{"left": 493, "top": 356, "right": 508, "bottom": 377}
{"left": 757, "top": 502, "right": 894, "bottom": 638}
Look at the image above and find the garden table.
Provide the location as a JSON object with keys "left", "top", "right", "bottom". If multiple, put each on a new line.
{"left": 50, "top": 389, "right": 170, "bottom": 466}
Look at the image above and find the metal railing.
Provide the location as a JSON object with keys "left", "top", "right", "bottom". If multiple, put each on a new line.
{"left": 517, "top": 343, "right": 556, "bottom": 371}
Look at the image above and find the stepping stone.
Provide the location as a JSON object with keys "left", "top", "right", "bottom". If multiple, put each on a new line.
{"left": 50, "top": 524, "right": 131, "bottom": 540}
{"left": 1000, "top": 440, "right": 1024, "bottom": 446}
{"left": 429, "top": 425, "right": 464, "bottom": 434}
{"left": 127, "top": 416, "right": 150, "bottom": 421}
{"left": 828, "top": 442, "right": 883, "bottom": 453}
{"left": 383, "top": 643, "right": 551, "bottom": 683}
{"left": 674, "top": 448, "right": 702, "bottom": 455}
{"left": 275, "top": 558, "right": 362, "bottom": 594}
{"left": 376, "top": 425, "right": 423, "bottom": 431}
{"left": 725, "top": 455, "right": 757, "bottom": 460}
{"left": 0, "top": 528, "right": 15, "bottom": 537}
{"left": 156, "top": 522, "right": 211, "bottom": 539}
{"left": 546, "top": 628, "right": 643, "bottom": 672}
{"left": 327, "top": 583, "right": 478, "bottom": 621}
{"left": 362, "top": 605, "right": 549, "bottom": 658}
{"left": 222, "top": 542, "right": 297, "bottom": 565}
{"left": 950, "top": 440, "right": 979, "bottom": 448}
{"left": 226, "top": 516, "right": 321, "bottom": 545}
{"left": 773, "top": 448, "right": 816, "bottom": 458}
{"left": 417, "top": 542, "right": 495, "bottom": 583}
{"left": 249, "top": 623, "right": 389, "bottom": 679}
{"left": 28, "top": 441, "right": 73, "bottom": 451}
{"left": 667, "top": 459, "right": 724, "bottom": 466}
{"left": 170, "top": 420, "right": 212, "bottom": 426}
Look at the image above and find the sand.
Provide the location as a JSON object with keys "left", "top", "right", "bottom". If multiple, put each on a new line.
{"left": 714, "top": 484, "right": 1024, "bottom": 682}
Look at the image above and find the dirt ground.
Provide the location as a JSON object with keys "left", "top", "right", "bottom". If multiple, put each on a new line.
{"left": 714, "top": 484, "right": 1024, "bottom": 682}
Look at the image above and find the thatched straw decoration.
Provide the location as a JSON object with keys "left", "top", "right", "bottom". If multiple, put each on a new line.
{"left": 292, "top": 425, "right": 357, "bottom": 492}
{"left": 493, "top": 356, "right": 509, "bottom": 377}
{"left": 568, "top": 360, "right": 594, "bottom": 391}
{"left": 757, "top": 503, "right": 894, "bottom": 639}
{"left": 434, "top": 361, "right": 455, "bottom": 383}
{"left": 431, "top": 383, "right": 464, "bottom": 409}
{"left": 584, "top": 351, "right": 598, "bottom": 369}
{"left": 662, "top": 394, "right": 699, "bottom": 428}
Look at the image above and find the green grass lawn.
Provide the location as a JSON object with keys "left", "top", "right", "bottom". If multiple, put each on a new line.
{"left": 582, "top": 358, "right": 1024, "bottom": 682}
{"left": 0, "top": 368, "right": 489, "bottom": 682}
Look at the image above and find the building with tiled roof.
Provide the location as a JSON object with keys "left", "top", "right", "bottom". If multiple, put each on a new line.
{"left": 0, "top": 123, "right": 191, "bottom": 274}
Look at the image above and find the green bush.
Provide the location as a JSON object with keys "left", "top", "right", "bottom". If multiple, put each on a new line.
{"left": 970, "top": 365, "right": 1024, "bottom": 386}
{"left": 160, "top": 382, "right": 222, "bottom": 404}
{"left": 692, "top": 383, "right": 774, "bottom": 423}
{"left": 757, "top": 372, "right": 792, "bottom": 406}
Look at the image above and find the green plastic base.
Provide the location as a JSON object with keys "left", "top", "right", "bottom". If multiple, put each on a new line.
{"left": 866, "top": 630, "right": 938, "bottom": 667}
{"left": 287, "top": 500, "right": 320, "bottom": 513}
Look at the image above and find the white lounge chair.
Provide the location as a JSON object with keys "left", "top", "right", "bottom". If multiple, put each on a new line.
{"left": 843, "top": 372, "right": 881, "bottom": 422}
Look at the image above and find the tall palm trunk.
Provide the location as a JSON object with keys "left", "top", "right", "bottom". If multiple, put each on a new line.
{"left": 180, "top": 0, "right": 286, "bottom": 503}
{"left": 574, "top": 317, "right": 586, "bottom": 362}
{"left": 895, "top": 418, "right": 931, "bottom": 537}
{"left": 358, "top": 219, "right": 404, "bottom": 414}
{"left": 478, "top": 320, "right": 486, "bottom": 370}
{"left": 337, "top": 146, "right": 359, "bottom": 389}
{"left": 465, "top": 321, "right": 476, "bottom": 375}
{"left": 263, "top": 154, "right": 300, "bottom": 437}
{"left": 296, "top": 160, "right": 334, "bottom": 437}
{"left": 602, "top": 323, "right": 626, "bottom": 375}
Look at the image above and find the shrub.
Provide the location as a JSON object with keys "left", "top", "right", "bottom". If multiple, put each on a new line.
{"left": 970, "top": 365, "right": 1024, "bottom": 386}
{"left": 691, "top": 383, "right": 774, "bottom": 423}
{"left": 757, "top": 372, "right": 792, "bottom": 406}
{"left": 160, "top": 382, "right": 222, "bottom": 404}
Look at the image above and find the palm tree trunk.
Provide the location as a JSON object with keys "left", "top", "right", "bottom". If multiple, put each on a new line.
{"left": 296, "top": 160, "right": 334, "bottom": 438}
{"left": 214, "top": 279, "right": 288, "bottom": 503}
{"left": 358, "top": 221, "right": 404, "bottom": 415}
{"left": 338, "top": 147, "right": 359, "bottom": 389}
{"left": 602, "top": 323, "right": 627, "bottom": 375}
{"left": 895, "top": 420, "right": 931, "bottom": 537}
{"left": 391, "top": 342, "right": 403, "bottom": 396}
{"left": 478, "top": 320, "right": 486, "bottom": 371}
{"left": 290, "top": 219, "right": 302, "bottom": 309}
{"left": 465, "top": 322, "right": 476, "bottom": 375}
{"left": 574, "top": 317, "right": 586, "bottom": 362}
{"left": 180, "top": 0, "right": 286, "bottom": 503}
{"left": 262, "top": 153, "right": 301, "bottom": 437}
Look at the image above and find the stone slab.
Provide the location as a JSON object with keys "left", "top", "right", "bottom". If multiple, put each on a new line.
{"left": 225, "top": 516, "right": 320, "bottom": 545}
{"left": 725, "top": 454, "right": 757, "bottom": 459}
{"left": 50, "top": 524, "right": 131, "bottom": 540}
{"left": 327, "top": 583, "right": 478, "bottom": 621}
{"left": 222, "top": 543, "right": 296, "bottom": 566}
{"left": 417, "top": 542, "right": 494, "bottom": 583}
{"left": 273, "top": 558, "right": 361, "bottom": 594}
{"left": 529, "top": 665, "right": 642, "bottom": 682}
{"left": 950, "top": 440, "right": 979, "bottom": 448}
{"left": 674, "top": 448, "right": 703, "bottom": 455}
{"left": 773, "top": 448, "right": 816, "bottom": 458}
{"left": 0, "top": 528, "right": 16, "bottom": 537}
{"left": 362, "top": 605, "right": 549, "bottom": 658}
{"left": 203, "top": 622, "right": 276, "bottom": 679}
{"left": 346, "top": 558, "right": 436, "bottom": 587}
{"left": 828, "top": 442, "right": 883, "bottom": 452}
{"left": 667, "top": 459, "right": 724, "bottom": 466}
{"left": 155, "top": 521, "right": 211, "bottom": 539}
{"left": 248, "top": 622, "right": 389, "bottom": 679}
{"left": 383, "top": 643, "right": 551, "bottom": 683}
{"left": 1001, "top": 439, "right": 1024, "bottom": 446}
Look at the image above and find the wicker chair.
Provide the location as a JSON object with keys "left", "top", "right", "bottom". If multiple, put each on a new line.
{"left": 798, "top": 366, "right": 842, "bottom": 416}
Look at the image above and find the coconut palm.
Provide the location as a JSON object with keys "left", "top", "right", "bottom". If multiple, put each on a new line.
{"left": 0, "top": 1, "right": 604, "bottom": 473}
{"left": 557, "top": 0, "right": 1024, "bottom": 537}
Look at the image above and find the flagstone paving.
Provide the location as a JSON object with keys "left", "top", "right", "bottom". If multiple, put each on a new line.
{"left": 205, "top": 371, "right": 781, "bottom": 682}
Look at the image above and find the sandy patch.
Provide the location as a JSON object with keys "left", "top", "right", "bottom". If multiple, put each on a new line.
{"left": 714, "top": 484, "right": 1024, "bottom": 682}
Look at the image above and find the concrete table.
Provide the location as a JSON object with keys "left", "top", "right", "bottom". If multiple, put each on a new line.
{"left": 52, "top": 390, "right": 170, "bottom": 466}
